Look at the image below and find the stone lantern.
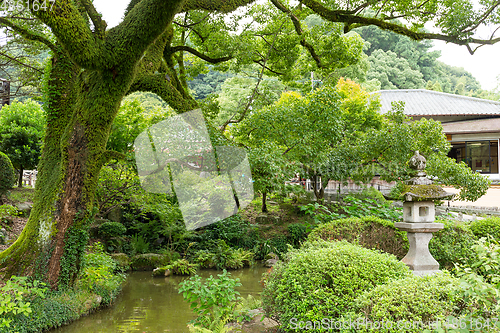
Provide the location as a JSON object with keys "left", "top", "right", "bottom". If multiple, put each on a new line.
{"left": 394, "top": 151, "right": 454, "bottom": 276}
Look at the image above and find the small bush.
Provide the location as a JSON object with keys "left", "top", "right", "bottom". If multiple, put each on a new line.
{"left": 166, "top": 259, "right": 198, "bottom": 275}
{"left": 0, "top": 276, "right": 48, "bottom": 329}
{"left": 261, "top": 240, "right": 411, "bottom": 330}
{"left": 429, "top": 219, "right": 478, "bottom": 270}
{"left": 77, "top": 242, "right": 126, "bottom": 305}
{"left": 453, "top": 237, "right": 500, "bottom": 318}
{"left": 351, "top": 272, "right": 460, "bottom": 332}
{"left": 131, "top": 234, "right": 150, "bottom": 254}
{"left": 0, "top": 152, "right": 15, "bottom": 196}
{"left": 193, "top": 242, "right": 254, "bottom": 270}
{"left": 197, "top": 214, "right": 259, "bottom": 249}
{"left": 307, "top": 216, "right": 409, "bottom": 259}
{"left": 340, "top": 195, "right": 402, "bottom": 221}
{"left": 0, "top": 204, "right": 18, "bottom": 223}
{"left": 194, "top": 250, "right": 216, "bottom": 269}
{"left": 287, "top": 223, "right": 308, "bottom": 247}
{"left": 470, "top": 217, "right": 500, "bottom": 242}
{"left": 99, "top": 221, "right": 127, "bottom": 239}
{"left": 179, "top": 270, "right": 244, "bottom": 328}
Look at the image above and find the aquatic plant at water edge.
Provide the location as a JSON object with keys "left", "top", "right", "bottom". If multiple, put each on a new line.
{"left": 178, "top": 270, "right": 249, "bottom": 328}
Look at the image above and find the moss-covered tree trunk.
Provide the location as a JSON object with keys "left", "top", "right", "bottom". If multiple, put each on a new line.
{"left": 0, "top": 0, "right": 186, "bottom": 288}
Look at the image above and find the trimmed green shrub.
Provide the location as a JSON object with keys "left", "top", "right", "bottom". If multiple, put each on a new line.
{"left": 429, "top": 219, "right": 478, "bottom": 270}
{"left": 351, "top": 272, "right": 460, "bottom": 332}
{"left": 307, "top": 216, "right": 409, "bottom": 259}
{"left": 99, "top": 221, "right": 127, "bottom": 238}
{"left": 307, "top": 216, "right": 477, "bottom": 271}
{"left": 470, "top": 217, "right": 500, "bottom": 242}
{"left": 261, "top": 240, "right": 412, "bottom": 331}
{"left": 0, "top": 151, "right": 15, "bottom": 196}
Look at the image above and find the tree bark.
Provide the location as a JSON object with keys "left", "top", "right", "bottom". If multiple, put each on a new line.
{"left": 0, "top": 0, "right": 186, "bottom": 288}
{"left": 262, "top": 192, "right": 268, "bottom": 213}
{"left": 17, "top": 167, "right": 23, "bottom": 188}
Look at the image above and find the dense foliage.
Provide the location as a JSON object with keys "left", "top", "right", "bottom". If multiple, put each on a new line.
{"left": 0, "top": 100, "right": 45, "bottom": 187}
{"left": 0, "top": 151, "right": 15, "bottom": 197}
{"left": 262, "top": 240, "right": 411, "bottom": 330}
{"left": 179, "top": 270, "right": 247, "bottom": 329}
{"left": 0, "top": 243, "right": 124, "bottom": 333}
{"left": 307, "top": 215, "right": 409, "bottom": 259}
{"left": 351, "top": 273, "right": 460, "bottom": 332}
{"left": 469, "top": 217, "right": 500, "bottom": 242}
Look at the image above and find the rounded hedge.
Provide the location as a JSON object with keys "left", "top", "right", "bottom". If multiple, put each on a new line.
{"left": 0, "top": 151, "right": 16, "bottom": 195}
{"left": 307, "top": 216, "right": 478, "bottom": 271}
{"left": 99, "top": 221, "right": 127, "bottom": 239}
{"left": 261, "top": 240, "right": 412, "bottom": 331}
{"left": 429, "top": 219, "right": 478, "bottom": 270}
{"left": 352, "top": 272, "right": 460, "bottom": 333}
{"left": 469, "top": 217, "right": 500, "bottom": 242}
{"left": 307, "top": 216, "right": 409, "bottom": 259}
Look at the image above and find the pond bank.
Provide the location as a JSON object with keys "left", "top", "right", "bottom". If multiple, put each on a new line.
{"left": 50, "top": 266, "right": 270, "bottom": 333}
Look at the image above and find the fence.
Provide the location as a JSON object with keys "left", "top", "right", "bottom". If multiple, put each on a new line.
{"left": 324, "top": 178, "right": 396, "bottom": 195}
{"left": 22, "top": 170, "right": 37, "bottom": 187}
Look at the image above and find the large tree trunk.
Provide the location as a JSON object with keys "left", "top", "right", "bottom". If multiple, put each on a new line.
{"left": 0, "top": 48, "right": 130, "bottom": 288}
{"left": 0, "top": 0, "right": 191, "bottom": 289}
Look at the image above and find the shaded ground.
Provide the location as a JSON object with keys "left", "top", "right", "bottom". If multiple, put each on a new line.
{"left": 0, "top": 187, "right": 33, "bottom": 251}
{"left": 240, "top": 197, "right": 313, "bottom": 240}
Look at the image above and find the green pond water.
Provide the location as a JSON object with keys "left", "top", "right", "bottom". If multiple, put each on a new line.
{"left": 51, "top": 265, "right": 269, "bottom": 333}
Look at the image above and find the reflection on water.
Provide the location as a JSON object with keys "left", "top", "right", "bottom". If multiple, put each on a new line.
{"left": 51, "top": 266, "right": 269, "bottom": 333}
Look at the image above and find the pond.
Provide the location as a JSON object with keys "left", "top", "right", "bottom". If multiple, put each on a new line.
{"left": 51, "top": 265, "right": 269, "bottom": 333}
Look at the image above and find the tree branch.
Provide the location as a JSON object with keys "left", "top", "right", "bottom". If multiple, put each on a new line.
{"left": 182, "top": 0, "right": 256, "bottom": 13}
{"left": 0, "top": 17, "right": 56, "bottom": 52}
{"left": 80, "top": 0, "right": 107, "bottom": 38}
{"left": 32, "top": 0, "right": 106, "bottom": 68}
{"left": 300, "top": 0, "right": 500, "bottom": 54}
{"left": 98, "top": 150, "right": 127, "bottom": 169}
{"left": 221, "top": 19, "right": 287, "bottom": 131}
{"left": 173, "top": 13, "right": 210, "bottom": 28}
{"left": 463, "top": 0, "right": 500, "bottom": 34}
{"left": 170, "top": 45, "right": 233, "bottom": 63}
{"left": 128, "top": 73, "right": 198, "bottom": 113}
{"left": 252, "top": 60, "right": 284, "bottom": 75}
{"left": 0, "top": 51, "right": 43, "bottom": 73}
{"left": 270, "top": 0, "right": 324, "bottom": 68}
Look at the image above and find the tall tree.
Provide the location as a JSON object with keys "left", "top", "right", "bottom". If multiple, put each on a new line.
{"left": 0, "top": 0, "right": 499, "bottom": 289}
{"left": 0, "top": 99, "right": 45, "bottom": 187}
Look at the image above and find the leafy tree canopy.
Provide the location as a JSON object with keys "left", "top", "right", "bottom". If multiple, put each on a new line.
{"left": 0, "top": 99, "right": 45, "bottom": 187}
{"left": 330, "top": 102, "right": 490, "bottom": 201}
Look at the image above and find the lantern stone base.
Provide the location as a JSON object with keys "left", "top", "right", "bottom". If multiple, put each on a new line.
{"left": 394, "top": 222, "right": 444, "bottom": 276}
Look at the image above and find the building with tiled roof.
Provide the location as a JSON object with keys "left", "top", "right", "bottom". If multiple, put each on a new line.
{"left": 376, "top": 89, "right": 500, "bottom": 181}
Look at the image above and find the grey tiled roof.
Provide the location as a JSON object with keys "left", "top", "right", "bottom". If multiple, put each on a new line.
{"left": 375, "top": 89, "right": 500, "bottom": 116}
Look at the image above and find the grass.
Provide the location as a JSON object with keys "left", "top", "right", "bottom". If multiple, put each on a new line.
{"left": 6, "top": 187, "right": 35, "bottom": 203}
